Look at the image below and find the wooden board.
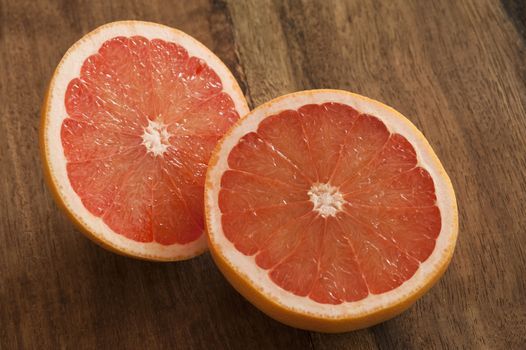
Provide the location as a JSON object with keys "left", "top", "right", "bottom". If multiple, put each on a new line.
{"left": 1, "top": 0, "right": 525, "bottom": 348}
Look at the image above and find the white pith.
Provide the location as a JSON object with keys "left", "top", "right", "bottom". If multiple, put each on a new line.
{"left": 42, "top": 21, "right": 249, "bottom": 260}
{"left": 308, "top": 183, "right": 345, "bottom": 218}
{"left": 142, "top": 120, "right": 171, "bottom": 156}
{"left": 206, "top": 90, "right": 458, "bottom": 318}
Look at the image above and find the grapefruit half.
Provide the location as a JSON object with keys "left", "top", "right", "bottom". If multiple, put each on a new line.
{"left": 205, "top": 90, "right": 458, "bottom": 332}
{"left": 41, "top": 21, "right": 249, "bottom": 261}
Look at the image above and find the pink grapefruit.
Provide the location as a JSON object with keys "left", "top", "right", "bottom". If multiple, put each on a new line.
{"left": 41, "top": 21, "right": 249, "bottom": 260}
{"left": 205, "top": 90, "right": 458, "bottom": 332}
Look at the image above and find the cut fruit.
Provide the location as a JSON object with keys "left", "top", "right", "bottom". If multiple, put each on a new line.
{"left": 205, "top": 90, "right": 458, "bottom": 332}
{"left": 41, "top": 21, "right": 249, "bottom": 261}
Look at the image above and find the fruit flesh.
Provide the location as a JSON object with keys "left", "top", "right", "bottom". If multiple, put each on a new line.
{"left": 62, "top": 36, "right": 239, "bottom": 245}
{"left": 219, "top": 103, "right": 440, "bottom": 304}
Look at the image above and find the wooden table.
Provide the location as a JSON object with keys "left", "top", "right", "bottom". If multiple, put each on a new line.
{"left": 1, "top": 0, "right": 525, "bottom": 348}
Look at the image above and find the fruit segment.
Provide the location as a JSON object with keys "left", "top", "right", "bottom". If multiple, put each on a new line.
{"left": 330, "top": 114, "right": 390, "bottom": 187}
{"left": 219, "top": 170, "right": 309, "bottom": 214}
{"left": 67, "top": 147, "right": 146, "bottom": 217}
{"left": 62, "top": 36, "right": 239, "bottom": 244}
{"left": 219, "top": 102, "right": 440, "bottom": 304}
{"left": 222, "top": 202, "right": 313, "bottom": 256}
{"left": 298, "top": 103, "right": 360, "bottom": 182}
{"left": 268, "top": 217, "right": 326, "bottom": 297}
{"left": 349, "top": 206, "right": 441, "bottom": 261}
{"left": 103, "top": 152, "right": 156, "bottom": 243}
{"left": 257, "top": 110, "right": 318, "bottom": 182}
{"left": 308, "top": 217, "right": 369, "bottom": 304}
{"left": 227, "top": 132, "right": 311, "bottom": 187}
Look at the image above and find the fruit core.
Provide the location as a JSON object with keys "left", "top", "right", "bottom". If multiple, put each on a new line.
{"left": 141, "top": 119, "right": 171, "bottom": 156}
{"left": 308, "top": 183, "right": 345, "bottom": 218}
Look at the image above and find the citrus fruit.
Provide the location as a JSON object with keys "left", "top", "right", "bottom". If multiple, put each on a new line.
{"left": 205, "top": 90, "right": 458, "bottom": 332}
{"left": 40, "top": 21, "right": 249, "bottom": 261}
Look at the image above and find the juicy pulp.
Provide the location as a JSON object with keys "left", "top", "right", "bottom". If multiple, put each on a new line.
{"left": 62, "top": 36, "right": 239, "bottom": 245}
{"left": 219, "top": 103, "right": 440, "bottom": 304}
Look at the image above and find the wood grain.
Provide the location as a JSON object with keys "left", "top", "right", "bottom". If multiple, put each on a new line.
{"left": 0, "top": 0, "right": 525, "bottom": 348}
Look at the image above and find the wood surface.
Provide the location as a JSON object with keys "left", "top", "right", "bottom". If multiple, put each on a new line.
{"left": 1, "top": 0, "right": 525, "bottom": 348}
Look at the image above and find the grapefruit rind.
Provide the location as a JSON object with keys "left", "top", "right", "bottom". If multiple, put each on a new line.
{"left": 205, "top": 90, "right": 458, "bottom": 331}
{"left": 41, "top": 21, "right": 249, "bottom": 261}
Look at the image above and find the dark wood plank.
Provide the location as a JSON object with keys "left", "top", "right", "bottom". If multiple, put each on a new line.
{"left": 502, "top": 0, "right": 526, "bottom": 40}
{"left": 226, "top": 0, "right": 526, "bottom": 348}
{"left": 0, "top": 0, "right": 312, "bottom": 348}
